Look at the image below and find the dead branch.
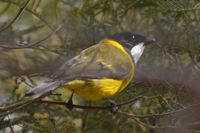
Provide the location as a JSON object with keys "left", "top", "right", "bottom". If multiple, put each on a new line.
{"left": 0, "top": 0, "right": 31, "bottom": 32}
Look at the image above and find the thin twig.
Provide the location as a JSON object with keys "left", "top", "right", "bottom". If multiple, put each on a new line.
{"left": 7, "top": 115, "right": 15, "bottom": 133}
{"left": 116, "top": 103, "right": 198, "bottom": 119}
{"left": 0, "top": 92, "right": 51, "bottom": 118}
{"left": 0, "top": 0, "right": 31, "bottom": 32}
{"left": 1, "top": 0, "right": 63, "bottom": 44}
{"left": 119, "top": 111, "right": 200, "bottom": 132}
{"left": 0, "top": 24, "right": 62, "bottom": 50}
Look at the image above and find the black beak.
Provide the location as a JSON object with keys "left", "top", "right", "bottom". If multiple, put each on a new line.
{"left": 144, "top": 37, "right": 156, "bottom": 45}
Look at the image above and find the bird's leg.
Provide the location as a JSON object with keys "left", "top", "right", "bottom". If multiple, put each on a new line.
{"left": 65, "top": 90, "right": 75, "bottom": 110}
{"left": 108, "top": 99, "right": 119, "bottom": 114}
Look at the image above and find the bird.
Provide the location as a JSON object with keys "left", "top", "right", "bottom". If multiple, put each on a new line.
{"left": 25, "top": 32, "right": 155, "bottom": 109}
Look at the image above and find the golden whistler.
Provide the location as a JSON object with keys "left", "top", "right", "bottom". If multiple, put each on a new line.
{"left": 26, "top": 32, "right": 155, "bottom": 101}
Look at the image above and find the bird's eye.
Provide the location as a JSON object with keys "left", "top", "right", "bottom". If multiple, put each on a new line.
{"left": 132, "top": 35, "right": 135, "bottom": 39}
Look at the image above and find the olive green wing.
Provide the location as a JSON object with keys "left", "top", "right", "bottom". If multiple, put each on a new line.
{"left": 52, "top": 43, "right": 134, "bottom": 81}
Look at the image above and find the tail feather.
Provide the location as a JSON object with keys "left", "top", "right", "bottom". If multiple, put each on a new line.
{"left": 25, "top": 81, "right": 60, "bottom": 98}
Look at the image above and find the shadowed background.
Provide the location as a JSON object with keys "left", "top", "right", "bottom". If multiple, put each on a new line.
{"left": 0, "top": 0, "right": 200, "bottom": 133}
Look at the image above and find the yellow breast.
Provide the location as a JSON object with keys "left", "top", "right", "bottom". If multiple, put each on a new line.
{"left": 63, "top": 79, "right": 123, "bottom": 100}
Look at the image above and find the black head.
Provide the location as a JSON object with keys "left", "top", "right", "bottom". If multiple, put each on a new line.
{"left": 109, "top": 32, "right": 155, "bottom": 50}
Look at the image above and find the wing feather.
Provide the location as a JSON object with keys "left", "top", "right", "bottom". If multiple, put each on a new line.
{"left": 51, "top": 42, "right": 133, "bottom": 81}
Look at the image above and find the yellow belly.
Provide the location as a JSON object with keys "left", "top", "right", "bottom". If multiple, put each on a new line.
{"left": 62, "top": 79, "right": 124, "bottom": 100}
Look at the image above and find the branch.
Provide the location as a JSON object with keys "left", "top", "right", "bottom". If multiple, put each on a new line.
{"left": 0, "top": 95, "right": 141, "bottom": 117}
{"left": 117, "top": 102, "right": 200, "bottom": 119}
{"left": 7, "top": 115, "right": 15, "bottom": 133}
{"left": 36, "top": 99, "right": 198, "bottom": 118}
{"left": 1, "top": 0, "right": 63, "bottom": 44}
{"left": 0, "top": 92, "right": 52, "bottom": 118}
{"left": 40, "top": 96, "right": 141, "bottom": 110}
{"left": 0, "top": 0, "right": 31, "bottom": 32}
{"left": 35, "top": 97, "right": 200, "bottom": 119}
{"left": 0, "top": 24, "right": 63, "bottom": 50}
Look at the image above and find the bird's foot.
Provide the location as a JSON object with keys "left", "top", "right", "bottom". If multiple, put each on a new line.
{"left": 65, "top": 97, "right": 73, "bottom": 110}
{"left": 108, "top": 99, "right": 119, "bottom": 114}
{"left": 65, "top": 90, "right": 74, "bottom": 110}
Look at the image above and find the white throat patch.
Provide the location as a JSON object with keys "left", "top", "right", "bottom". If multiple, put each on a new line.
{"left": 131, "top": 43, "right": 145, "bottom": 64}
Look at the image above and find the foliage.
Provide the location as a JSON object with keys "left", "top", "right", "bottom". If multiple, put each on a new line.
{"left": 0, "top": 0, "right": 200, "bottom": 132}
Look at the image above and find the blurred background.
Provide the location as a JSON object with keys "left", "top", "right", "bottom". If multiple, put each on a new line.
{"left": 0, "top": 0, "right": 200, "bottom": 132}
